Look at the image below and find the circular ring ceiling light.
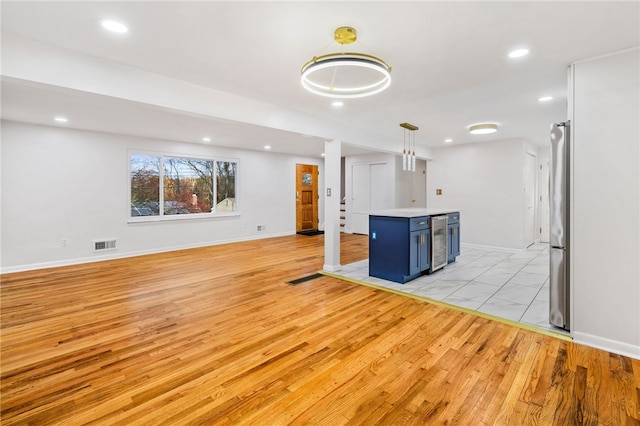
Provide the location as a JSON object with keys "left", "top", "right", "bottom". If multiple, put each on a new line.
{"left": 301, "top": 27, "right": 392, "bottom": 99}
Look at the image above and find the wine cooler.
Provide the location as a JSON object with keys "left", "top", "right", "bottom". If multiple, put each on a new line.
{"left": 430, "top": 215, "right": 448, "bottom": 272}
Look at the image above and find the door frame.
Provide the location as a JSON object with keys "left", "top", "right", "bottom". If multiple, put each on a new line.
{"left": 538, "top": 157, "right": 550, "bottom": 243}
{"left": 524, "top": 152, "right": 537, "bottom": 247}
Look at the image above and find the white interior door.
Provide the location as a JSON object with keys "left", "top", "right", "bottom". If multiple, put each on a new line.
{"left": 524, "top": 153, "right": 536, "bottom": 247}
{"left": 412, "top": 160, "right": 427, "bottom": 207}
{"left": 539, "top": 159, "right": 550, "bottom": 243}
{"left": 351, "top": 162, "right": 389, "bottom": 235}
{"left": 395, "top": 158, "right": 426, "bottom": 208}
{"left": 351, "top": 164, "right": 370, "bottom": 235}
{"left": 370, "top": 163, "right": 390, "bottom": 210}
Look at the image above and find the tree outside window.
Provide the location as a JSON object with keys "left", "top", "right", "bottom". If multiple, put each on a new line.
{"left": 216, "top": 161, "right": 236, "bottom": 213}
{"left": 163, "top": 157, "right": 214, "bottom": 215}
{"left": 131, "top": 155, "right": 160, "bottom": 216}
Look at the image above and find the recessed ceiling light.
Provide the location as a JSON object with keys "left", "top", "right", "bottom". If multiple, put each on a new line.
{"left": 538, "top": 96, "right": 554, "bottom": 102}
{"left": 100, "top": 19, "right": 128, "bottom": 34}
{"left": 202, "top": 137, "right": 211, "bottom": 142}
{"left": 264, "top": 145, "right": 271, "bottom": 150}
{"left": 469, "top": 123, "right": 498, "bottom": 135}
{"left": 321, "top": 153, "right": 326, "bottom": 157}
{"left": 508, "top": 48, "right": 529, "bottom": 58}
{"left": 54, "top": 116, "right": 68, "bottom": 123}
{"left": 444, "top": 138, "right": 453, "bottom": 143}
{"left": 332, "top": 101, "right": 344, "bottom": 107}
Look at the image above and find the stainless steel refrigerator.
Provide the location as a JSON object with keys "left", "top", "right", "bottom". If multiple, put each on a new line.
{"left": 549, "top": 121, "right": 570, "bottom": 330}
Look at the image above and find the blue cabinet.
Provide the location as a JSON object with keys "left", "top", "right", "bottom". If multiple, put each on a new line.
{"left": 447, "top": 212, "right": 460, "bottom": 263}
{"left": 409, "top": 228, "right": 431, "bottom": 278}
{"left": 369, "top": 215, "right": 430, "bottom": 283}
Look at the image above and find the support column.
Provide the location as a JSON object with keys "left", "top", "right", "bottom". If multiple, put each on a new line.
{"left": 323, "top": 139, "right": 341, "bottom": 272}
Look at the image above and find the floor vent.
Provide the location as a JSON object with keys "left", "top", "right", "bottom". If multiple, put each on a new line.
{"left": 93, "top": 239, "right": 117, "bottom": 252}
{"left": 287, "top": 273, "right": 323, "bottom": 286}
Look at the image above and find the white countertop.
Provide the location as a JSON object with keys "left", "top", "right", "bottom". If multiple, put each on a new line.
{"left": 366, "top": 208, "right": 459, "bottom": 218}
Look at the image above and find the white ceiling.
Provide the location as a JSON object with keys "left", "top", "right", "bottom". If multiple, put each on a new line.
{"left": 1, "top": 1, "right": 639, "bottom": 157}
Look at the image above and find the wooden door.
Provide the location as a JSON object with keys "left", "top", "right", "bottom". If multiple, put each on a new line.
{"left": 296, "top": 164, "right": 318, "bottom": 232}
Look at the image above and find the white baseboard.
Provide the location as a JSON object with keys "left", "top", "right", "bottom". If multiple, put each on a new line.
{"left": 572, "top": 331, "right": 640, "bottom": 360}
{"left": 0, "top": 231, "right": 292, "bottom": 274}
{"left": 323, "top": 264, "right": 342, "bottom": 272}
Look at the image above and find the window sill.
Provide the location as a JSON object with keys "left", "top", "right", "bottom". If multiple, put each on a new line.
{"left": 128, "top": 212, "right": 241, "bottom": 224}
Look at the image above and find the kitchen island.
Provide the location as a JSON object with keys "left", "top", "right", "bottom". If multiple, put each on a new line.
{"left": 368, "top": 208, "right": 460, "bottom": 284}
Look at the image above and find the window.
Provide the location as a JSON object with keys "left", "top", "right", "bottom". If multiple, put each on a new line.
{"left": 130, "top": 153, "right": 237, "bottom": 219}
{"left": 130, "top": 155, "right": 160, "bottom": 216}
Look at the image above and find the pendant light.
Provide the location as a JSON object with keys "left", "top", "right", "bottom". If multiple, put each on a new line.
{"left": 402, "top": 128, "right": 408, "bottom": 171}
{"left": 400, "top": 123, "right": 418, "bottom": 172}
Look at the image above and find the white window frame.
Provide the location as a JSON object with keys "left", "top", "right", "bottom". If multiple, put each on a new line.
{"left": 128, "top": 149, "right": 239, "bottom": 223}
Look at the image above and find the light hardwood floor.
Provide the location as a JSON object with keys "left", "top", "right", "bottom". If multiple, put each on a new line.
{"left": 1, "top": 234, "right": 639, "bottom": 425}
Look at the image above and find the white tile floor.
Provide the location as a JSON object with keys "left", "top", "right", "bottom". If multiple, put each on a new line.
{"left": 331, "top": 243, "right": 570, "bottom": 336}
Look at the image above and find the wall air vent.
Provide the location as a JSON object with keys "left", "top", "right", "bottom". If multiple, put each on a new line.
{"left": 93, "top": 238, "right": 117, "bottom": 252}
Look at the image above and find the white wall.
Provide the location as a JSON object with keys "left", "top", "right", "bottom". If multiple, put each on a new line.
{"left": 570, "top": 48, "right": 640, "bottom": 358}
{"left": 426, "top": 139, "right": 531, "bottom": 250}
{"left": 1, "top": 121, "right": 324, "bottom": 272}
